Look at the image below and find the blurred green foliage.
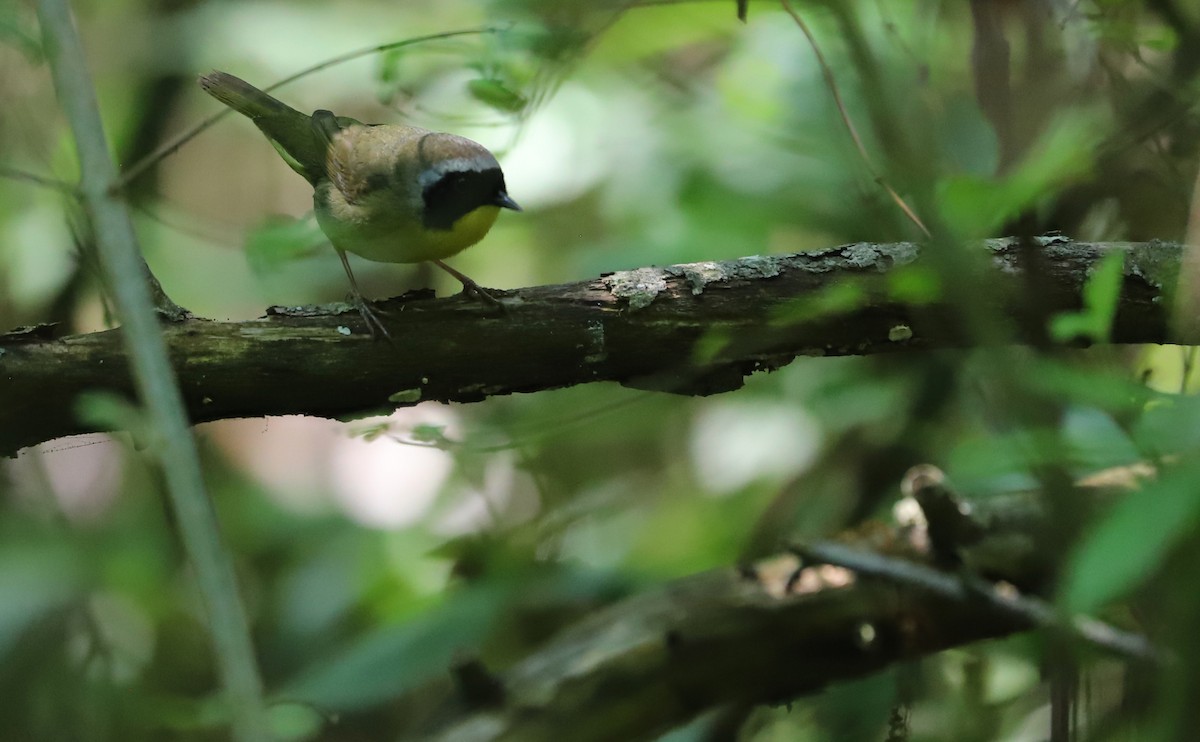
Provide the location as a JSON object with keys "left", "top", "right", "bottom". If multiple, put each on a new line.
{"left": 5, "top": 0, "right": 1200, "bottom": 739}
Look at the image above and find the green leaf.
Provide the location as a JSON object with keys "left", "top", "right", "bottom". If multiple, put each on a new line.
{"left": 590, "top": 3, "right": 731, "bottom": 62}
{"left": 887, "top": 264, "right": 942, "bottom": 304}
{"left": 1025, "top": 356, "right": 1153, "bottom": 415}
{"left": 1133, "top": 394, "right": 1200, "bottom": 458}
{"left": 1050, "top": 250, "right": 1124, "bottom": 343}
{"left": 1062, "top": 406, "right": 1142, "bottom": 471}
{"left": 244, "top": 216, "right": 326, "bottom": 276}
{"left": 0, "top": 8, "right": 42, "bottom": 61}
{"left": 75, "top": 391, "right": 150, "bottom": 448}
{"left": 938, "top": 110, "right": 1105, "bottom": 237}
{"left": 266, "top": 702, "right": 323, "bottom": 742}
{"left": 1061, "top": 459, "right": 1200, "bottom": 613}
{"left": 0, "top": 543, "right": 82, "bottom": 660}
{"left": 769, "top": 281, "right": 866, "bottom": 327}
{"left": 467, "top": 78, "right": 527, "bottom": 113}
{"left": 936, "top": 175, "right": 1014, "bottom": 238}
{"left": 278, "top": 583, "right": 510, "bottom": 711}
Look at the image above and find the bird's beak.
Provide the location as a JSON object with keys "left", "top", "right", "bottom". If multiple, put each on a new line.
{"left": 494, "top": 191, "right": 522, "bottom": 211}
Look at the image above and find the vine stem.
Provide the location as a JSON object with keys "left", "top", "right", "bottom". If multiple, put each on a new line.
{"left": 34, "top": 1, "right": 271, "bottom": 739}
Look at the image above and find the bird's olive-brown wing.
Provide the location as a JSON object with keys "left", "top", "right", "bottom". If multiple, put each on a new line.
{"left": 324, "top": 123, "right": 429, "bottom": 206}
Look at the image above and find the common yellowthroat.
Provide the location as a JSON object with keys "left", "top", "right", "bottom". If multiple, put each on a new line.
{"left": 198, "top": 71, "right": 520, "bottom": 335}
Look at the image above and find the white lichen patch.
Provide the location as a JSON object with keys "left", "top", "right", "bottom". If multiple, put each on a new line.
{"left": 670, "top": 261, "right": 725, "bottom": 295}
{"left": 731, "top": 255, "right": 782, "bottom": 279}
{"left": 665, "top": 256, "right": 785, "bottom": 296}
{"left": 840, "top": 243, "right": 886, "bottom": 268}
{"left": 605, "top": 267, "right": 669, "bottom": 310}
{"left": 841, "top": 242, "right": 920, "bottom": 270}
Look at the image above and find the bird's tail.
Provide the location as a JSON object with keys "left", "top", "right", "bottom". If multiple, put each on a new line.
{"left": 199, "top": 71, "right": 297, "bottom": 120}
{"left": 200, "top": 71, "right": 326, "bottom": 184}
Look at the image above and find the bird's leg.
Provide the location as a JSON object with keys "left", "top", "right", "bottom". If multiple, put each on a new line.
{"left": 337, "top": 248, "right": 391, "bottom": 340}
{"left": 432, "top": 259, "right": 505, "bottom": 312}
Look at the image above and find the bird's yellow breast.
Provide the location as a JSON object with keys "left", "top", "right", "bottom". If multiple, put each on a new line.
{"left": 431, "top": 205, "right": 502, "bottom": 254}
{"left": 315, "top": 182, "right": 500, "bottom": 264}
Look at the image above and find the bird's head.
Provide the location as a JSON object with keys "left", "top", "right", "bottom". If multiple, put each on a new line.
{"left": 416, "top": 133, "right": 520, "bottom": 233}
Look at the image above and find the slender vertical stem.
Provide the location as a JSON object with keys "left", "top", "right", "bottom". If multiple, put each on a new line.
{"left": 1175, "top": 157, "right": 1200, "bottom": 339}
{"left": 34, "top": 2, "right": 271, "bottom": 739}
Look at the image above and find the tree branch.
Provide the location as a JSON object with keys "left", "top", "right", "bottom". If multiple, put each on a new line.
{"left": 391, "top": 477, "right": 1158, "bottom": 741}
{"left": 0, "top": 237, "right": 1182, "bottom": 456}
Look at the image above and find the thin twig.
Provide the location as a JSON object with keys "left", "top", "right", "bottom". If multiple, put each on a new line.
{"left": 1182, "top": 346, "right": 1197, "bottom": 393}
{"left": 34, "top": 1, "right": 270, "bottom": 739}
{"left": 1174, "top": 154, "right": 1200, "bottom": 339}
{"left": 778, "top": 0, "right": 931, "bottom": 237}
{"left": 792, "top": 541, "right": 1163, "bottom": 665}
{"left": 969, "top": 0, "right": 1016, "bottom": 172}
{"left": 112, "top": 26, "right": 503, "bottom": 192}
{"left": 384, "top": 392, "right": 653, "bottom": 453}
{"left": 0, "top": 165, "right": 77, "bottom": 194}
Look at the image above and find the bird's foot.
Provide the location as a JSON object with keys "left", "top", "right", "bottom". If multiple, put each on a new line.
{"left": 459, "top": 280, "right": 506, "bottom": 314}
{"left": 336, "top": 249, "right": 394, "bottom": 341}
{"left": 351, "top": 295, "right": 392, "bottom": 341}
{"left": 432, "top": 259, "right": 506, "bottom": 315}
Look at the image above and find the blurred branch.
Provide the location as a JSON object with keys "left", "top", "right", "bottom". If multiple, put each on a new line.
{"left": 792, "top": 541, "right": 1160, "bottom": 664}
{"left": 33, "top": 1, "right": 269, "bottom": 740}
{"left": 968, "top": 0, "right": 1015, "bottom": 171}
{"left": 398, "top": 482, "right": 1157, "bottom": 741}
{"left": 1174, "top": 157, "right": 1200, "bottom": 336}
{"left": 0, "top": 166, "right": 76, "bottom": 193}
{"left": 113, "top": 27, "right": 501, "bottom": 191}
{"left": 0, "top": 237, "right": 1183, "bottom": 456}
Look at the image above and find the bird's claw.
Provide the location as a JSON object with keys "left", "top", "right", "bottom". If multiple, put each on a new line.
{"left": 461, "top": 282, "right": 507, "bottom": 315}
{"left": 352, "top": 296, "right": 393, "bottom": 341}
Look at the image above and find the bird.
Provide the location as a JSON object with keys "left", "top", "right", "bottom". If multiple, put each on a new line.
{"left": 198, "top": 70, "right": 520, "bottom": 336}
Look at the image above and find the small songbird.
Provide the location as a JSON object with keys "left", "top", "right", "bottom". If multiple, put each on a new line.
{"left": 198, "top": 70, "right": 520, "bottom": 335}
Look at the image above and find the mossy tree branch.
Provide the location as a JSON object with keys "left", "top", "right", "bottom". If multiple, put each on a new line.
{"left": 1, "top": 238, "right": 1183, "bottom": 456}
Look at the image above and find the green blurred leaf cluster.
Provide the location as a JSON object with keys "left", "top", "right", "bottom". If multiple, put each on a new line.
{"left": 5, "top": 0, "right": 1200, "bottom": 740}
